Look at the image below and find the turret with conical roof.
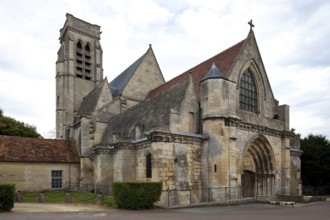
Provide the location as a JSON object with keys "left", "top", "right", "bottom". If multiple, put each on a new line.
{"left": 200, "top": 63, "right": 236, "bottom": 120}
{"left": 201, "top": 63, "right": 225, "bottom": 81}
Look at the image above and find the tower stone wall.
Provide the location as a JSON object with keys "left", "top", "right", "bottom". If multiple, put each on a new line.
{"left": 56, "top": 13, "right": 103, "bottom": 139}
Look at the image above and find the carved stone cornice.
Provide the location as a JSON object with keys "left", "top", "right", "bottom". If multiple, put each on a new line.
{"left": 224, "top": 118, "right": 294, "bottom": 138}
{"left": 149, "top": 132, "right": 203, "bottom": 145}
{"left": 90, "top": 131, "right": 205, "bottom": 159}
{"left": 91, "top": 146, "right": 112, "bottom": 155}
{"left": 90, "top": 139, "right": 151, "bottom": 158}
{"left": 134, "top": 141, "right": 151, "bottom": 149}
{"left": 290, "top": 149, "right": 303, "bottom": 157}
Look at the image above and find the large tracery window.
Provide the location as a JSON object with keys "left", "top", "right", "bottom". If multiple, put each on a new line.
{"left": 239, "top": 69, "right": 258, "bottom": 113}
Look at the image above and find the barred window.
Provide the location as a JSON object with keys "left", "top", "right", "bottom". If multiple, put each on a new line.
{"left": 239, "top": 69, "right": 258, "bottom": 113}
{"left": 51, "top": 170, "right": 63, "bottom": 189}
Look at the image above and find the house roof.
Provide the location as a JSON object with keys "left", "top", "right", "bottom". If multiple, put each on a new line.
{"left": 0, "top": 135, "right": 80, "bottom": 163}
{"left": 102, "top": 77, "right": 191, "bottom": 142}
{"left": 147, "top": 39, "right": 245, "bottom": 100}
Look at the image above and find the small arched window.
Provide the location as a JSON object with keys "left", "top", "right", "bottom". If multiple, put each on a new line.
{"left": 239, "top": 69, "right": 258, "bottom": 113}
{"left": 77, "top": 42, "right": 82, "bottom": 50}
{"left": 85, "top": 44, "right": 90, "bottom": 53}
{"left": 146, "top": 153, "right": 152, "bottom": 178}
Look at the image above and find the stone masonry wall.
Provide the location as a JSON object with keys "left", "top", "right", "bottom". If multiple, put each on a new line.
{"left": 0, "top": 162, "right": 80, "bottom": 192}
{"left": 151, "top": 134, "right": 202, "bottom": 206}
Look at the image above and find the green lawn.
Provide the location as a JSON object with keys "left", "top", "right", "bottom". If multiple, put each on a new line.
{"left": 19, "top": 191, "right": 115, "bottom": 206}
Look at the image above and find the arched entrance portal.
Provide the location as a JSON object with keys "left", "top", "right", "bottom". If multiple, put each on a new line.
{"left": 241, "top": 135, "right": 276, "bottom": 198}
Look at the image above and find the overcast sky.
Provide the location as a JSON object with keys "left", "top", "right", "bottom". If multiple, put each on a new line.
{"left": 0, "top": 0, "right": 329, "bottom": 139}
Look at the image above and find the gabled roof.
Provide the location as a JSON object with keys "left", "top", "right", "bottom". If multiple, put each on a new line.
{"left": 109, "top": 51, "right": 146, "bottom": 97}
{"left": 0, "top": 135, "right": 79, "bottom": 163}
{"left": 102, "top": 77, "right": 191, "bottom": 142}
{"left": 147, "top": 39, "right": 245, "bottom": 100}
{"left": 77, "top": 78, "right": 110, "bottom": 116}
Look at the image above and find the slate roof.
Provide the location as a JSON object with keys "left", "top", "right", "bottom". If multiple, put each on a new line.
{"left": 147, "top": 39, "right": 245, "bottom": 100}
{"left": 102, "top": 77, "right": 190, "bottom": 142}
{"left": 77, "top": 78, "right": 107, "bottom": 116}
{"left": 109, "top": 53, "right": 146, "bottom": 97}
{"left": 201, "top": 63, "right": 225, "bottom": 82}
{"left": 0, "top": 135, "right": 80, "bottom": 163}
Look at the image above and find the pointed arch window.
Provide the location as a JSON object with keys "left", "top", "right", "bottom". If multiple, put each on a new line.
{"left": 85, "top": 44, "right": 90, "bottom": 51}
{"left": 77, "top": 41, "right": 82, "bottom": 50}
{"left": 146, "top": 153, "right": 152, "bottom": 178}
{"left": 239, "top": 69, "right": 258, "bottom": 113}
{"left": 85, "top": 44, "right": 90, "bottom": 53}
{"left": 75, "top": 41, "right": 92, "bottom": 80}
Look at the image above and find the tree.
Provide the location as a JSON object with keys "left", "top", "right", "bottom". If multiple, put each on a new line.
{"left": 301, "top": 134, "right": 330, "bottom": 187}
{"left": 43, "top": 128, "right": 56, "bottom": 139}
{"left": 0, "top": 108, "right": 42, "bottom": 138}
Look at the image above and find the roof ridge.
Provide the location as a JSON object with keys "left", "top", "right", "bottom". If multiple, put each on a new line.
{"left": 109, "top": 48, "right": 149, "bottom": 96}
{"left": 147, "top": 38, "right": 246, "bottom": 99}
{"left": 184, "top": 39, "right": 246, "bottom": 75}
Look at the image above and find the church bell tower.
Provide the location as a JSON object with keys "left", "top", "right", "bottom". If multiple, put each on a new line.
{"left": 56, "top": 13, "right": 103, "bottom": 139}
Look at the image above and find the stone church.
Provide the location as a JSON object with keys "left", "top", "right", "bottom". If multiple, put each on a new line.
{"left": 56, "top": 14, "right": 301, "bottom": 205}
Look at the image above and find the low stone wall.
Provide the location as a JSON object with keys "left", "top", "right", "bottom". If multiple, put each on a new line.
{"left": 276, "top": 194, "right": 326, "bottom": 203}
{"left": 276, "top": 194, "right": 303, "bottom": 203}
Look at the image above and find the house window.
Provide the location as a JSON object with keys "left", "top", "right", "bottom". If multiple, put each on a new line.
{"left": 51, "top": 170, "right": 63, "bottom": 189}
{"left": 239, "top": 69, "right": 258, "bottom": 113}
{"left": 146, "top": 153, "right": 152, "bottom": 178}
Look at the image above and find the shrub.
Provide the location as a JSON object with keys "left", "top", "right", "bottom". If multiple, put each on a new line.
{"left": 0, "top": 184, "right": 15, "bottom": 212}
{"left": 112, "top": 182, "right": 162, "bottom": 209}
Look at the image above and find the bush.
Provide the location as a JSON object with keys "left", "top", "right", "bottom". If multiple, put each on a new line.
{"left": 112, "top": 182, "right": 162, "bottom": 209}
{"left": 0, "top": 184, "right": 15, "bottom": 212}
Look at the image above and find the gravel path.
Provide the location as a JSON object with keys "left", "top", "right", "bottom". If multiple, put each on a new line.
{"left": 12, "top": 203, "right": 112, "bottom": 212}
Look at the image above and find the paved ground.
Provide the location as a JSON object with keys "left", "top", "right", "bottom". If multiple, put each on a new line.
{"left": 1, "top": 200, "right": 329, "bottom": 220}
{"left": 12, "top": 203, "right": 111, "bottom": 212}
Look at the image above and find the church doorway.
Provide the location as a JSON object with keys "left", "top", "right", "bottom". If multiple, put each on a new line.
{"left": 242, "top": 170, "right": 255, "bottom": 197}
{"left": 241, "top": 135, "right": 276, "bottom": 198}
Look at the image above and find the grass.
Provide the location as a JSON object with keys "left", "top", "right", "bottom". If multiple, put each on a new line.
{"left": 19, "top": 191, "right": 116, "bottom": 207}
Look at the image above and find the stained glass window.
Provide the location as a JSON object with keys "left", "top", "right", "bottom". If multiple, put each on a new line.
{"left": 239, "top": 69, "right": 258, "bottom": 113}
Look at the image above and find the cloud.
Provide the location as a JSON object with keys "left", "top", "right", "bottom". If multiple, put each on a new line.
{"left": 0, "top": 0, "right": 329, "bottom": 139}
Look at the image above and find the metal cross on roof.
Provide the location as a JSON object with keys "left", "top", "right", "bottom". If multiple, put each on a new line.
{"left": 248, "top": 19, "right": 254, "bottom": 29}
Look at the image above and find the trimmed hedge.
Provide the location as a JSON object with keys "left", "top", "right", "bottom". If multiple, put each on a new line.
{"left": 0, "top": 184, "right": 15, "bottom": 212}
{"left": 112, "top": 182, "right": 162, "bottom": 209}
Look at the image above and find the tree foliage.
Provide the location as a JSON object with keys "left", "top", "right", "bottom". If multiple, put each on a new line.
{"left": 301, "top": 134, "right": 330, "bottom": 186}
{"left": 0, "top": 108, "right": 42, "bottom": 138}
